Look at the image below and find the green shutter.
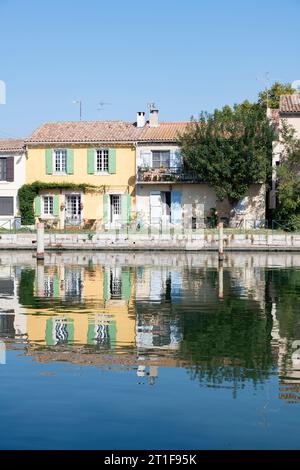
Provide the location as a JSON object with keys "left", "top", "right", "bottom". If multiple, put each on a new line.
{"left": 53, "top": 195, "right": 60, "bottom": 217}
{"left": 34, "top": 196, "right": 41, "bottom": 217}
{"left": 121, "top": 194, "right": 131, "bottom": 225}
{"left": 67, "top": 149, "right": 74, "bottom": 174}
{"left": 108, "top": 321, "right": 117, "bottom": 348}
{"left": 87, "top": 322, "right": 96, "bottom": 345}
{"left": 108, "top": 148, "right": 116, "bottom": 174}
{"left": 121, "top": 271, "right": 131, "bottom": 300}
{"left": 67, "top": 320, "right": 74, "bottom": 344}
{"left": 45, "top": 319, "right": 55, "bottom": 346}
{"left": 45, "top": 149, "right": 53, "bottom": 174}
{"left": 53, "top": 274, "right": 60, "bottom": 298}
{"left": 87, "top": 148, "right": 95, "bottom": 174}
{"left": 104, "top": 269, "right": 110, "bottom": 301}
{"left": 103, "top": 193, "right": 109, "bottom": 224}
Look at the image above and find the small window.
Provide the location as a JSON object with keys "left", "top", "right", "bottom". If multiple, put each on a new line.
{"left": 152, "top": 151, "right": 170, "bottom": 169}
{"left": 96, "top": 149, "right": 109, "bottom": 172}
{"left": 54, "top": 149, "right": 67, "bottom": 173}
{"left": 0, "top": 158, "right": 7, "bottom": 181}
{"left": 0, "top": 197, "right": 13, "bottom": 216}
{"left": 43, "top": 196, "right": 54, "bottom": 215}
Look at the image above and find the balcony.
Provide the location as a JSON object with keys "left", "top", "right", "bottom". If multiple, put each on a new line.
{"left": 137, "top": 167, "right": 200, "bottom": 183}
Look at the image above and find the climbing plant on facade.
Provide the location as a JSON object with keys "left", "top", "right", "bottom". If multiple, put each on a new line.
{"left": 18, "top": 182, "right": 100, "bottom": 225}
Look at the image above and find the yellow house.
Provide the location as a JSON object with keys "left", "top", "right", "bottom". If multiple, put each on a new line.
{"left": 25, "top": 121, "right": 141, "bottom": 229}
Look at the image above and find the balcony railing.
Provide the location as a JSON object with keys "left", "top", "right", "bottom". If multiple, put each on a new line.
{"left": 137, "top": 167, "right": 200, "bottom": 183}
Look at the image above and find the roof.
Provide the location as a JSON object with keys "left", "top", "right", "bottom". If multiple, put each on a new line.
{"left": 280, "top": 94, "right": 300, "bottom": 114}
{"left": 26, "top": 120, "right": 190, "bottom": 144}
{"left": 0, "top": 138, "right": 24, "bottom": 152}
{"left": 138, "top": 121, "right": 190, "bottom": 142}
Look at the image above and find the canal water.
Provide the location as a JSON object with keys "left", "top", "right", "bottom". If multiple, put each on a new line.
{"left": 0, "top": 251, "right": 300, "bottom": 449}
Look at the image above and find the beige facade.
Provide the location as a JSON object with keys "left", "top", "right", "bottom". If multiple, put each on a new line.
{"left": 136, "top": 183, "right": 265, "bottom": 228}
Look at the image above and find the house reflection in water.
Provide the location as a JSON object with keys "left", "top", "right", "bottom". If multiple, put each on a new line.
{"left": 2, "top": 252, "right": 300, "bottom": 396}
{"left": 25, "top": 261, "right": 135, "bottom": 349}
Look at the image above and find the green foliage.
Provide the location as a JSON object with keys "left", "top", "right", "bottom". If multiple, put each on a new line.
{"left": 275, "top": 122, "right": 300, "bottom": 229}
{"left": 258, "top": 81, "right": 295, "bottom": 109}
{"left": 18, "top": 181, "right": 99, "bottom": 225}
{"left": 179, "top": 269, "right": 274, "bottom": 388}
{"left": 179, "top": 104, "right": 274, "bottom": 203}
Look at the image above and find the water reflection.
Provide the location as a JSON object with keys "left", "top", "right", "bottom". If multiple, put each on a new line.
{"left": 1, "top": 251, "right": 300, "bottom": 402}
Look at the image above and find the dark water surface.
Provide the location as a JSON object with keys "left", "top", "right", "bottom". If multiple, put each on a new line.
{"left": 0, "top": 251, "right": 300, "bottom": 449}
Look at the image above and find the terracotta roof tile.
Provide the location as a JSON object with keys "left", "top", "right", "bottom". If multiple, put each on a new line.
{"left": 26, "top": 120, "right": 190, "bottom": 144}
{"left": 280, "top": 94, "right": 300, "bottom": 113}
{"left": 26, "top": 121, "right": 141, "bottom": 144}
{"left": 138, "top": 121, "right": 190, "bottom": 142}
{"left": 0, "top": 138, "right": 24, "bottom": 152}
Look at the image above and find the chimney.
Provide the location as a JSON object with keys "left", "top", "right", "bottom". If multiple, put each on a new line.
{"left": 149, "top": 109, "right": 159, "bottom": 128}
{"left": 136, "top": 111, "right": 145, "bottom": 128}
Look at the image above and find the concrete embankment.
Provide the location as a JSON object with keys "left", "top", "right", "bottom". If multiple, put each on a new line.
{"left": 1, "top": 232, "right": 300, "bottom": 251}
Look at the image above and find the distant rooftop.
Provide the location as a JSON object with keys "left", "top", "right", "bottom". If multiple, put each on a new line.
{"left": 280, "top": 94, "right": 300, "bottom": 114}
{"left": 0, "top": 138, "right": 24, "bottom": 152}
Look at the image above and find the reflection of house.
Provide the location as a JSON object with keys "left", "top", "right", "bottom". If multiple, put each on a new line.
{"left": 135, "top": 266, "right": 183, "bottom": 350}
{"left": 135, "top": 266, "right": 182, "bottom": 302}
{"left": 0, "top": 264, "right": 27, "bottom": 339}
{"left": 271, "top": 301, "right": 300, "bottom": 404}
{"left": 25, "top": 264, "right": 135, "bottom": 348}
{"left": 136, "top": 315, "right": 182, "bottom": 350}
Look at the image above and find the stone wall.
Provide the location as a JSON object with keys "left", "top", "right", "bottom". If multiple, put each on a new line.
{"left": 1, "top": 231, "right": 300, "bottom": 251}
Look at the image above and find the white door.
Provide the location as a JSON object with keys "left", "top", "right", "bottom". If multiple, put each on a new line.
{"left": 110, "top": 195, "right": 121, "bottom": 224}
{"left": 150, "top": 192, "right": 162, "bottom": 225}
{"left": 65, "top": 195, "right": 81, "bottom": 225}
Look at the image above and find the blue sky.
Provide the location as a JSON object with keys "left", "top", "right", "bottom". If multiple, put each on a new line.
{"left": 0, "top": 0, "right": 299, "bottom": 137}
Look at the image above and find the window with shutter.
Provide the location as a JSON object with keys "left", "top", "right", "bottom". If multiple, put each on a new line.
{"left": 0, "top": 197, "right": 14, "bottom": 215}
{"left": 54, "top": 149, "right": 67, "bottom": 174}
{"left": 0, "top": 158, "right": 7, "bottom": 181}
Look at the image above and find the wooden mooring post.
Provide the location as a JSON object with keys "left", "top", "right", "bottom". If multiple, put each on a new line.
{"left": 218, "top": 222, "right": 224, "bottom": 263}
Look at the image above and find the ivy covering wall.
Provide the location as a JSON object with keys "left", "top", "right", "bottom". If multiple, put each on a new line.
{"left": 18, "top": 181, "right": 99, "bottom": 225}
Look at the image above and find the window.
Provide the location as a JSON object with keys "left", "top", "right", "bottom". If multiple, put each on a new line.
{"left": 152, "top": 151, "right": 170, "bottom": 169}
{"left": 0, "top": 158, "right": 7, "bottom": 181}
{"left": 0, "top": 197, "right": 13, "bottom": 216}
{"left": 43, "top": 196, "right": 54, "bottom": 215}
{"left": 96, "top": 149, "right": 109, "bottom": 172}
{"left": 44, "top": 276, "right": 54, "bottom": 297}
{"left": 110, "top": 269, "right": 122, "bottom": 299}
{"left": 54, "top": 149, "right": 67, "bottom": 173}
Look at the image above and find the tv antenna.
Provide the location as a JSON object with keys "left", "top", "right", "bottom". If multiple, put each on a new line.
{"left": 72, "top": 100, "right": 82, "bottom": 120}
{"left": 98, "top": 101, "right": 112, "bottom": 111}
{"left": 147, "top": 102, "right": 156, "bottom": 111}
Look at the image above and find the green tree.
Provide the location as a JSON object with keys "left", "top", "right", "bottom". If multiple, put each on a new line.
{"left": 179, "top": 104, "right": 274, "bottom": 203}
{"left": 258, "top": 81, "right": 295, "bottom": 109}
{"left": 275, "top": 121, "right": 300, "bottom": 229}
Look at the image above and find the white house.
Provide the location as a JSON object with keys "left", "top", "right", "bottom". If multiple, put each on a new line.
{"left": 0, "top": 139, "right": 25, "bottom": 228}
{"left": 135, "top": 109, "right": 266, "bottom": 229}
{"left": 269, "top": 94, "right": 300, "bottom": 210}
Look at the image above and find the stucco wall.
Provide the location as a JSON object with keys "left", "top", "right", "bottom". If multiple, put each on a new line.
{"left": 26, "top": 145, "right": 136, "bottom": 191}
{"left": 136, "top": 183, "right": 265, "bottom": 227}
{"left": 0, "top": 152, "right": 26, "bottom": 220}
